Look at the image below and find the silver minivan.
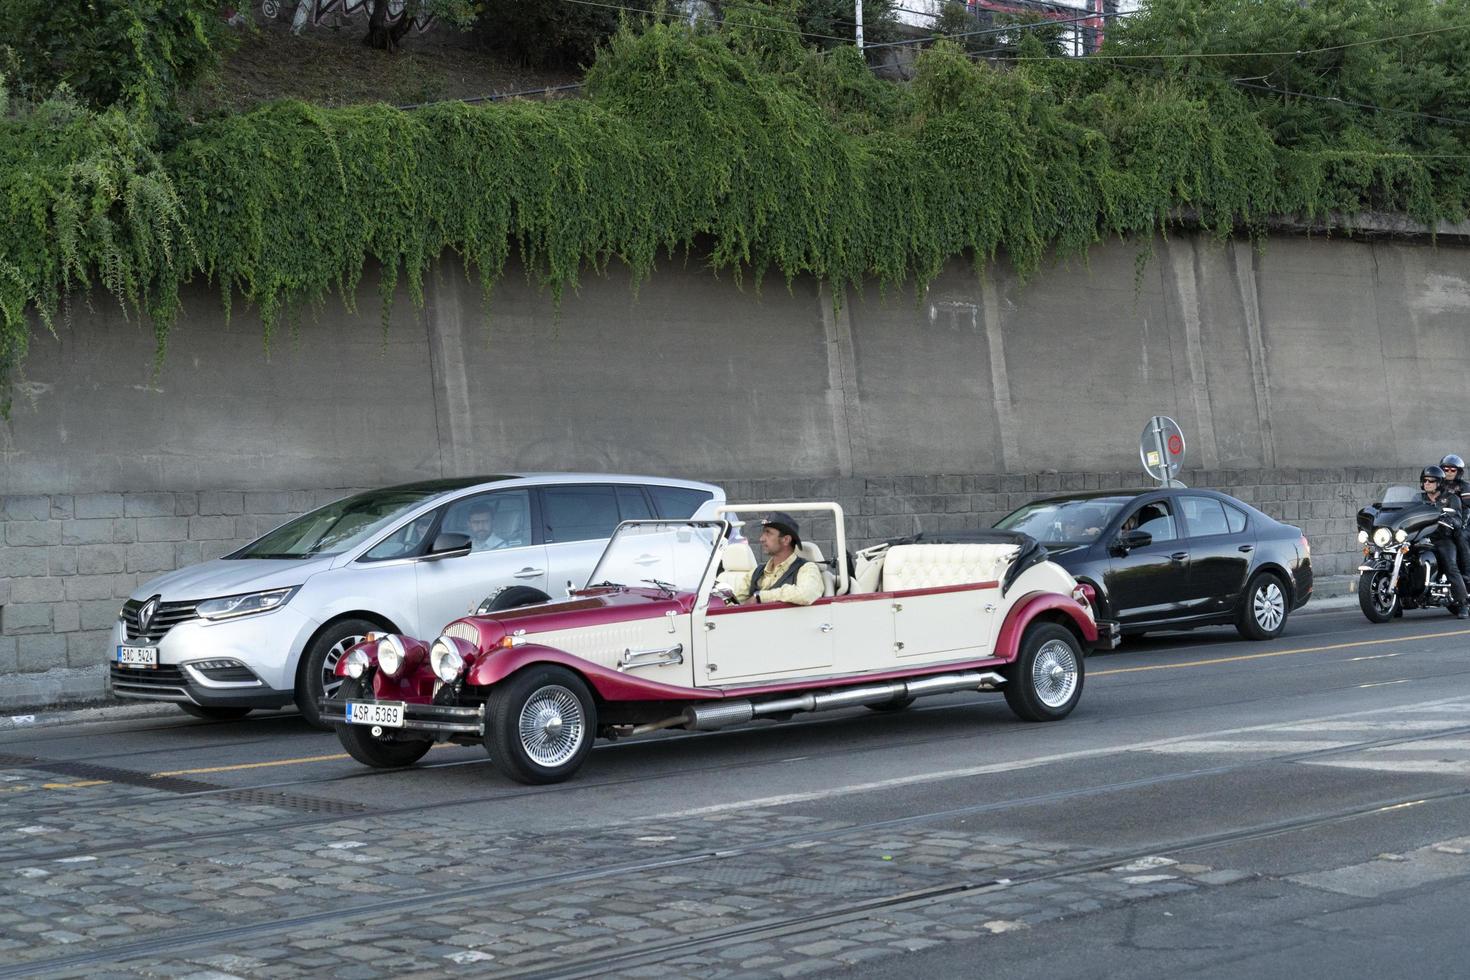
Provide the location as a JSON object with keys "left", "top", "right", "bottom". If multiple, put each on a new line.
{"left": 109, "top": 474, "right": 724, "bottom": 726}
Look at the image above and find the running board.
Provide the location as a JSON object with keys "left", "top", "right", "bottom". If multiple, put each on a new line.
{"left": 680, "top": 670, "right": 1006, "bottom": 731}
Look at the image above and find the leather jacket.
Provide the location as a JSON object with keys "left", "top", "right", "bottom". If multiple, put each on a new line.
{"left": 1420, "top": 490, "right": 1464, "bottom": 538}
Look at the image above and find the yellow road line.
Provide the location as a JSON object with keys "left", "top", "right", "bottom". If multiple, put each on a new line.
{"left": 152, "top": 752, "right": 348, "bottom": 777}
{"left": 1093, "top": 627, "right": 1470, "bottom": 677}
{"left": 150, "top": 742, "right": 459, "bottom": 778}
{"left": 43, "top": 780, "right": 109, "bottom": 790}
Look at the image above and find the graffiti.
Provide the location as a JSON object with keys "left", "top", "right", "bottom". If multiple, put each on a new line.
{"left": 261, "top": 1, "right": 437, "bottom": 34}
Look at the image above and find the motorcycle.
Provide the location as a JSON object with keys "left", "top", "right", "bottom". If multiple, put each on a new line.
{"left": 1356, "top": 485, "right": 1464, "bottom": 623}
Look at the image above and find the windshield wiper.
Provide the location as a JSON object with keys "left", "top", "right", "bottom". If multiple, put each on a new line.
{"left": 640, "top": 578, "right": 677, "bottom": 597}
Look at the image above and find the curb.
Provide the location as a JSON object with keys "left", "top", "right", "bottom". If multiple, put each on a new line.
{"left": 0, "top": 701, "right": 187, "bottom": 733}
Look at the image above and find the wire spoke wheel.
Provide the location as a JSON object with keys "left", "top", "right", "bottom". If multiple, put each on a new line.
{"left": 1031, "top": 639, "right": 1080, "bottom": 709}
{"left": 516, "top": 685, "right": 586, "bottom": 768}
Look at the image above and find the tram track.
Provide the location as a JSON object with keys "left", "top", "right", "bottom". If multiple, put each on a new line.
{"left": 8, "top": 649, "right": 1470, "bottom": 831}
{"left": 6, "top": 749, "right": 1468, "bottom": 979}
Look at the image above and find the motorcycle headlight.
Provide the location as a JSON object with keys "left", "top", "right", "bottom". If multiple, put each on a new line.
{"left": 430, "top": 636, "right": 465, "bottom": 683}
{"left": 1395, "top": 529, "right": 1408, "bottom": 543}
{"left": 376, "top": 635, "right": 406, "bottom": 677}
{"left": 1357, "top": 530, "right": 1369, "bottom": 544}
{"left": 1373, "top": 528, "right": 1393, "bottom": 548}
{"left": 344, "top": 648, "right": 371, "bottom": 679}
{"left": 195, "top": 586, "right": 299, "bottom": 620}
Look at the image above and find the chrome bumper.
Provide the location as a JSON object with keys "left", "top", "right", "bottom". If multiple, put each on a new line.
{"left": 1093, "top": 620, "right": 1122, "bottom": 651}
{"left": 318, "top": 697, "right": 486, "bottom": 736}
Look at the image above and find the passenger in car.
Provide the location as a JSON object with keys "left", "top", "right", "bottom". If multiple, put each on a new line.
{"left": 730, "top": 513, "right": 824, "bottom": 606}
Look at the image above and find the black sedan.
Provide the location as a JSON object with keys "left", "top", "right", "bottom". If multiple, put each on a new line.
{"left": 995, "top": 488, "right": 1313, "bottom": 641}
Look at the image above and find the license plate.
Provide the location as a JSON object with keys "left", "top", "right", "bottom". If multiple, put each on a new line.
{"left": 115, "top": 644, "right": 158, "bottom": 668}
{"left": 346, "top": 701, "right": 405, "bottom": 728}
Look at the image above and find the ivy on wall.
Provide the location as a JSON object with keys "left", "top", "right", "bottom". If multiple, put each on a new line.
{"left": 1, "top": 2, "right": 1467, "bottom": 413}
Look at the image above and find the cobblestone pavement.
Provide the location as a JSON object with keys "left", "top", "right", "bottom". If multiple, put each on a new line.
{"left": 3, "top": 794, "right": 1256, "bottom": 980}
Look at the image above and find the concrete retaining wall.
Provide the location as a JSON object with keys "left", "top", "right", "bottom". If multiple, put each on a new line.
{"left": 3, "top": 226, "right": 1469, "bottom": 706}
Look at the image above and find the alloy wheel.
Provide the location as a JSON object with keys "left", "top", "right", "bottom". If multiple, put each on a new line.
{"left": 322, "top": 634, "right": 365, "bottom": 700}
{"left": 1253, "top": 582, "right": 1285, "bottom": 632}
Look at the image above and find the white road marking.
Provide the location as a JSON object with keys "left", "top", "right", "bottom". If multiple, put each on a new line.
{"left": 1273, "top": 720, "right": 1463, "bottom": 732}
{"left": 649, "top": 695, "right": 1470, "bottom": 820}
{"left": 1145, "top": 739, "right": 1353, "bottom": 755}
{"left": 1302, "top": 759, "right": 1470, "bottom": 775}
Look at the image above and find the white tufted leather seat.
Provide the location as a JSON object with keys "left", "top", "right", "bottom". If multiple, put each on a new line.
{"left": 796, "top": 543, "right": 835, "bottom": 597}
{"left": 717, "top": 541, "right": 758, "bottom": 592}
{"left": 881, "top": 544, "right": 1017, "bottom": 592}
{"left": 849, "top": 553, "right": 884, "bottom": 594}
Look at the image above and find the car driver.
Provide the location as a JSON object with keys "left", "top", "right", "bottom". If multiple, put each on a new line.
{"left": 729, "top": 513, "right": 824, "bottom": 606}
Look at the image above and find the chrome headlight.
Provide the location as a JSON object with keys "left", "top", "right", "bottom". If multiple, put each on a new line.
{"left": 1357, "top": 530, "right": 1369, "bottom": 545}
{"left": 344, "top": 648, "right": 371, "bottom": 679}
{"left": 1373, "top": 528, "right": 1393, "bottom": 548}
{"left": 1395, "top": 528, "right": 1408, "bottom": 543}
{"left": 196, "top": 586, "right": 299, "bottom": 620}
{"left": 430, "top": 636, "right": 465, "bottom": 683}
{"left": 376, "top": 635, "right": 406, "bottom": 677}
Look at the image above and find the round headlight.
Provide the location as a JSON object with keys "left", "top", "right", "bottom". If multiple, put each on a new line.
{"left": 344, "top": 648, "right": 370, "bottom": 679}
{"left": 1395, "top": 528, "right": 1408, "bottom": 543}
{"left": 1373, "top": 527, "right": 1393, "bottom": 548}
{"left": 376, "top": 635, "right": 406, "bottom": 677}
{"left": 1357, "top": 530, "right": 1369, "bottom": 544}
{"left": 430, "top": 637, "right": 465, "bottom": 684}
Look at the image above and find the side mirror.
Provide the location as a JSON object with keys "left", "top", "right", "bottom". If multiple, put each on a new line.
{"left": 423, "top": 532, "right": 472, "bottom": 562}
{"left": 1111, "top": 529, "right": 1153, "bottom": 554}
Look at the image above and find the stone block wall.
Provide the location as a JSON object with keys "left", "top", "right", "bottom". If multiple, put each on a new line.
{"left": 0, "top": 467, "right": 1392, "bottom": 707}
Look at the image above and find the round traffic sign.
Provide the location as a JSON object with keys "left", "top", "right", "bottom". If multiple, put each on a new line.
{"left": 1139, "top": 416, "right": 1186, "bottom": 483}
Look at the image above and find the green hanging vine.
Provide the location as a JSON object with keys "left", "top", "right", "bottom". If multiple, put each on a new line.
{"left": 2, "top": 3, "right": 1467, "bottom": 414}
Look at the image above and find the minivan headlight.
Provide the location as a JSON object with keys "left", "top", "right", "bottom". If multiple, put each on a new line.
{"left": 1372, "top": 528, "right": 1393, "bottom": 548}
{"left": 430, "top": 637, "right": 465, "bottom": 683}
{"left": 196, "top": 587, "right": 299, "bottom": 620}
{"left": 376, "top": 635, "right": 407, "bottom": 677}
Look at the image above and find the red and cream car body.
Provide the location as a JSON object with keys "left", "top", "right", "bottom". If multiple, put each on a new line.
{"left": 320, "top": 503, "right": 1121, "bottom": 784}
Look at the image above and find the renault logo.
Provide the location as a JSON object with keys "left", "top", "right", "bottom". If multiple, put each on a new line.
{"left": 138, "top": 596, "right": 160, "bottom": 632}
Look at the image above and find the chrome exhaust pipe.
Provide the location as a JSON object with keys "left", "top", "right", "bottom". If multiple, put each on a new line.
{"left": 680, "top": 670, "right": 1007, "bottom": 730}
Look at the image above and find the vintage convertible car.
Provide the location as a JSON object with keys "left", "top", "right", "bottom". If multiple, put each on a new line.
{"left": 318, "top": 503, "right": 1121, "bottom": 784}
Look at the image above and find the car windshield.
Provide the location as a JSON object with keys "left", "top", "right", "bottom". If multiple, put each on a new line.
{"left": 996, "top": 497, "right": 1132, "bottom": 544}
{"left": 586, "top": 521, "right": 726, "bottom": 593}
{"left": 231, "top": 489, "right": 444, "bottom": 559}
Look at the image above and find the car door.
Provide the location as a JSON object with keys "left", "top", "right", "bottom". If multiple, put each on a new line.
{"left": 1178, "top": 494, "right": 1256, "bottom": 614}
{"left": 415, "top": 489, "right": 548, "bottom": 632}
{"left": 1104, "top": 496, "right": 1189, "bottom": 626}
{"left": 539, "top": 484, "right": 636, "bottom": 596}
{"left": 700, "top": 602, "right": 838, "bottom": 684}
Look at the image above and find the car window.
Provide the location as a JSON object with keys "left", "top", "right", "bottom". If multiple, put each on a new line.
{"left": 1181, "top": 496, "right": 1232, "bottom": 537}
{"left": 441, "top": 490, "right": 532, "bottom": 553}
{"left": 647, "top": 485, "right": 713, "bottom": 519}
{"left": 617, "top": 486, "right": 654, "bottom": 520}
{"left": 1225, "top": 503, "right": 1248, "bottom": 534}
{"left": 1121, "top": 500, "right": 1177, "bottom": 543}
{"left": 543, "top": 485, "right": 621, "bottom": 543}
{"left": 361, "top": 510, "right": 439, "bottom": 562}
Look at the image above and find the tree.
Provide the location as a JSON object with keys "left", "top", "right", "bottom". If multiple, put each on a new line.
{"left": 362, "top": 0, "right": 482, "bottom": 52}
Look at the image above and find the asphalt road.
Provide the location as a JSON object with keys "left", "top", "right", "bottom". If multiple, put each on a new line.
{"left": 3, "top": 605, "right": 1470, "bottom": 978}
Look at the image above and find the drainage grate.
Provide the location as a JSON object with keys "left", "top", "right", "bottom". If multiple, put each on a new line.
{"left": 20, "top": 760, "right": 220, "bottom": 793}
{"left": 217, "top": 788, "right": 369, "bottom": 815}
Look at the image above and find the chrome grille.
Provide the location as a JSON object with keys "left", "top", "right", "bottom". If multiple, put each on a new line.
{"left": 443, "top": 621, "right": 480, "bottom": 645}
{"left": 121, "top": 599, "right": 200, "bottom": 642}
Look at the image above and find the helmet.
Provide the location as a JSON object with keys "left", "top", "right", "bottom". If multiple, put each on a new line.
{"left": 1442, "top": 454, "right": 1465, "bottom": 471}
{"left": 1422, "top": 464, "right": 1447, "bottom": 483}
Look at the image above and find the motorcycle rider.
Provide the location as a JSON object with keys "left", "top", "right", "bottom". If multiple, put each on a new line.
{"left": 1440, "top": 454, "right": 1470, "bottom": 585}
{"left": 1418, "top": 465, "right": 1469, "bottom": 618}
